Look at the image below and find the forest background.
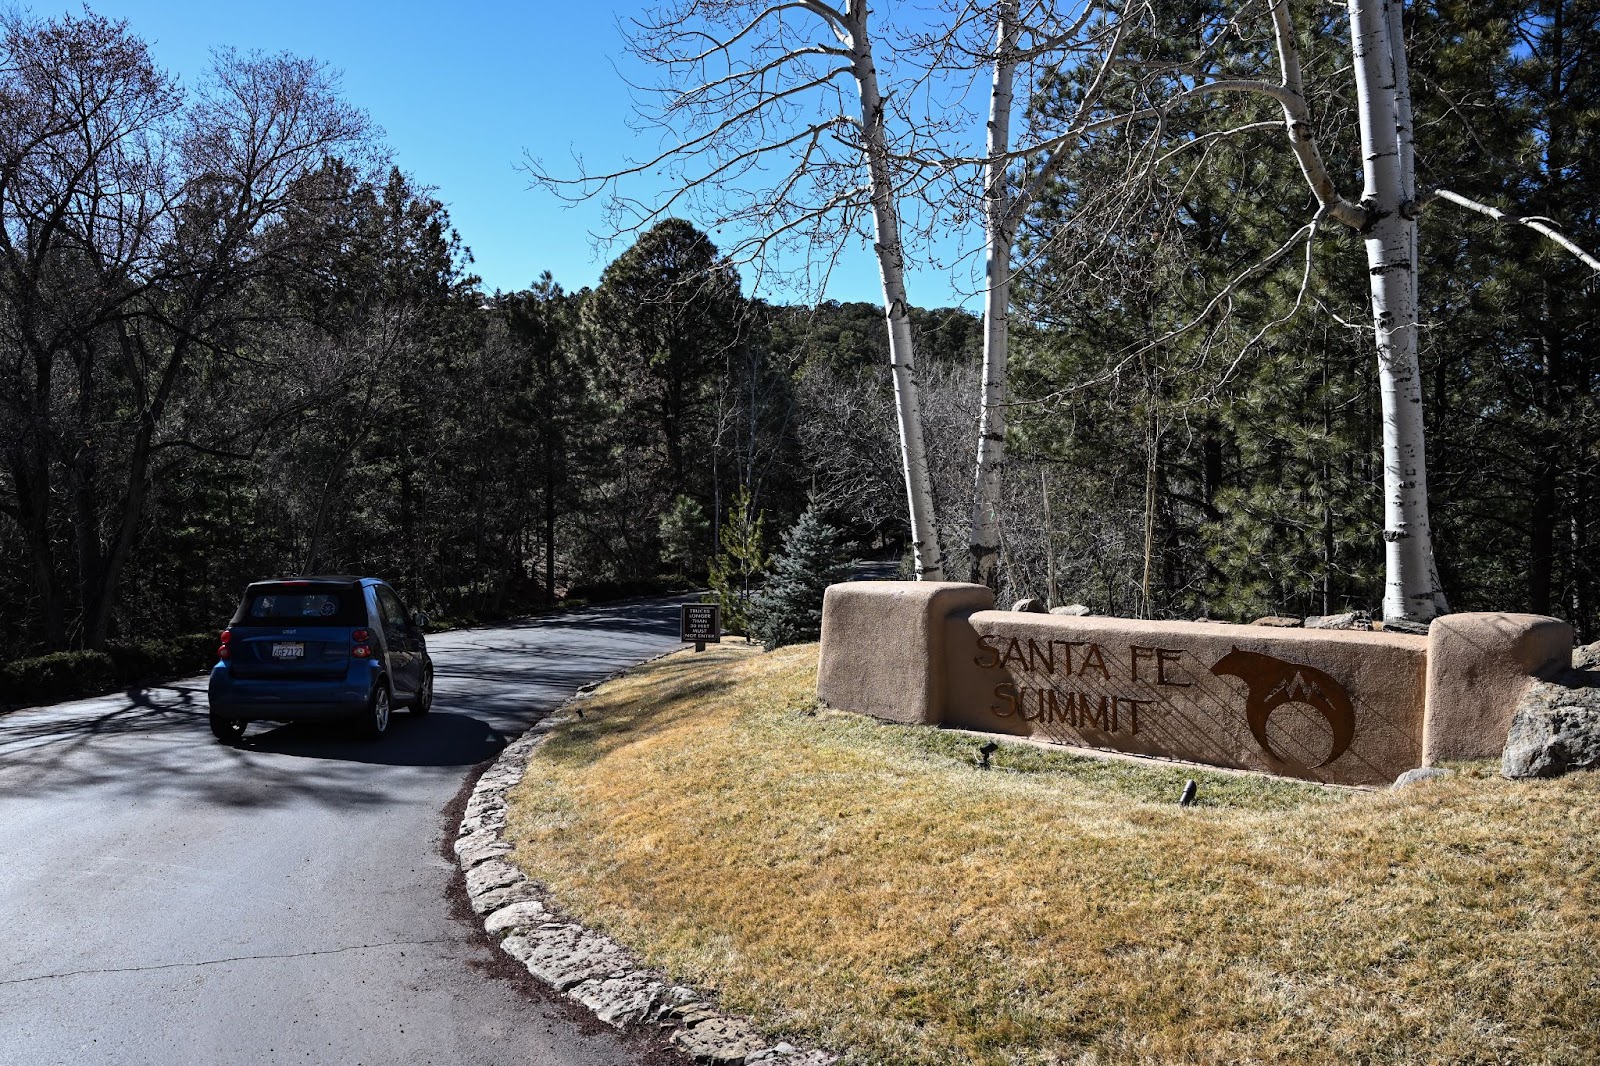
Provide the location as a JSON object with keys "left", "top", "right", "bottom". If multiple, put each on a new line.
{"left": 1, "top": 0, "right": 1596, "bottom": 673}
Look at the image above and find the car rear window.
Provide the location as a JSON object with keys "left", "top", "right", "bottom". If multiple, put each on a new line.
{"left": 233, "top": 585, "right": 366, "bottom": 626}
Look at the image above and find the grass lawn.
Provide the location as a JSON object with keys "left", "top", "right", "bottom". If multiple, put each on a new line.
{"left": 504, "top": 643, "right": 1600, "bottom": 1065}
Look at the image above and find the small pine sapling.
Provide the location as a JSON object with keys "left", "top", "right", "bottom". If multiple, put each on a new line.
{"left": 707, "top": 486, "right": 768, "bottom": 638}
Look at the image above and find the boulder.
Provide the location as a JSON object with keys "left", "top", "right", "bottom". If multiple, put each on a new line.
{"left": 1573, "top": 642, "right": 1600, "bottom": 672}
{"left": 1050, "top": 604, "right": 1091, "bottom": 616}
{"left": 1011, "top": 597, "right": 1047, "bottom": 613}
{"left": 1501, "top": 680, "right": 1600, "bottom": 778}
{"left": 1250, "top": 616, "right": 1302, "bottom": 628}
{"left": 1304, "top": 611, "right": 1371, "bottom": 631}
{"left": 1377, "top": 617, "right": 1430, "bottom": 635}
{"left": 1393, "top": 766, "right": 1452, "bottom": 788}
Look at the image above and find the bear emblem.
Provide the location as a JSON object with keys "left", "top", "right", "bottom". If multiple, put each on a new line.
{"left": 1210, "top": 647, "right": 1355, "bottom": 768}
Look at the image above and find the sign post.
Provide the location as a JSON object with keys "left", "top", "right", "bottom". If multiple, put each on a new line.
{"left": 680, "top": 603, "right": 722, "bottom": 652}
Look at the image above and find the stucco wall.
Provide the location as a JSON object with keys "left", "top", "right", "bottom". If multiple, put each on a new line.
{"left": 817, "top": 581, "right": 1573, "bottom": 786}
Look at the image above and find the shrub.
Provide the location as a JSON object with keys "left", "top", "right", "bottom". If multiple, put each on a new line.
{"left": 106, "top": 633, "right": 220, "bottom": 683}
{"left": 1, "top": 651, "right": 116, "bottom": 707}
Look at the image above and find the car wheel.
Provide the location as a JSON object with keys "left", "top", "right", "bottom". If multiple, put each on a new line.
{"left": 410, "top": 668, "right": 433, "bottom": 716}
{"left": 358, "top": 682, "right": 392, "bottom": 740}
{"left": 209, "top": 712, "right": 247, "bottom": 744}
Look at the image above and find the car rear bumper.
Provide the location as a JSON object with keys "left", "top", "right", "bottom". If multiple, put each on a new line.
{"left": 208, "top": 661, "right": 380, "bottom": 721}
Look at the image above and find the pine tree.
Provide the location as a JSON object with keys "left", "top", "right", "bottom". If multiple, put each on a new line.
{"left": 707, "top": 486, "right": 768, "bottom": 637}
{"left": 752, "top": 502, "right": 850, "bottom": 651}
{"left": 659, "top": 494, "right": 709, "bottom": 577}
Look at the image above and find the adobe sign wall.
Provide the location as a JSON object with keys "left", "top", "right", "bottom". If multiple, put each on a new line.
{"left": 818, "top": 582, "right": 1572, "bottom": 787}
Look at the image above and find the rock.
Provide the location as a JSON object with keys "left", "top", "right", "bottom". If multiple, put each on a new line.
{"left": 662, "top": 1000, "right": 722, "bottom": 1028}
{"left": 517, "top": 923, "right": 635, "bottom": 991}
{"left": 465, "top": 858, "right": 525, "bottom": 899}
{"left": 1050, "top": 604, "right": 1091, "bottom": 616}
{"left": 570, "top": 973, "right": 668, "bottom": 1027}
{"left": 470, "top": 879, "right": 542, "bottom": 916}
{"left": 499, "top": 931, "right": 537, "bottom": 962}
{"left": 1393, "top": 767, "right": 1452, "bottom": 788}
{"left": 1515, "top": 677, "right": 1600, "bottom": 717}
{"left": 1250, "top": 616, "right": 1302, "bottom": 628}
{"left": 458, "top": 804, "right": 507, "bottom": 837}
{"left": 1304, "top": 611, "right": 1371, "bottom": 631}
{"left": 464, "top": 792, "right": 507, "bottom": 821}
{"left": 456, "top": 835, "right": 512, "bottom": 870}
{"left": 671, "top": 1016, "right": 768, "bottom": 1063}
{"left": 454, "top": 826, "right": 500, "bottom": 853}
{"left": 1376, "top": 618, "right": 1430, "bottom": 635}
{"left": 745, "top": 1043, "right": 838, "bottom": 1062}
{"left": 1010, "top": 597, "right": 1047, "bottom": 613}
{"left": 1573, "top": 642, "right": 1600, "bottom": 672}
{"left": 748, "top": 1049, "right": 837, "bottom": 1066}
{"left": 484, "top": 899, "right": 548, "bottom": 935}
{"left": 1502, "top": 686, "right": 1600, "bottom": 778}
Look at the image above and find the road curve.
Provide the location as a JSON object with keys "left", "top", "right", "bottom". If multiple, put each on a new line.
{"left": 1, "top": 598, "right": 696, "bottom": 1066}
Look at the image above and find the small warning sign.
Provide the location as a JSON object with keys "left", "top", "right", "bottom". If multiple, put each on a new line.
{"left": 680, "top": 603, "right": 722, "bottom": 647}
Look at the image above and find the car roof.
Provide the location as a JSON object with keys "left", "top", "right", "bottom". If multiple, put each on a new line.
{"left": 244, "top": 575, "right": 378, "bottom": 589}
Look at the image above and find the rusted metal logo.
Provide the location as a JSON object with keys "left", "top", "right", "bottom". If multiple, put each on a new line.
{"left": 1211, "top": 648, "right": 1355, "bottom": 768}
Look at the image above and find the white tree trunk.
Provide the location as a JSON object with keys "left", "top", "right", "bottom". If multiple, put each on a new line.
{"left": 969, "top": 0, "right": 1019, "bottom": 591}
{"left": 1349, "top": 0, "right": 1447, "bottom": 622}
{"left": 845, "top": 2, "right": 945, "bottom": 579}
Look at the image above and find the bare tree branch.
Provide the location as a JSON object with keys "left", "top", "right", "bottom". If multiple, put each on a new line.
{"left": 1425, "top": 187, "right": 1600, "bottom": 273}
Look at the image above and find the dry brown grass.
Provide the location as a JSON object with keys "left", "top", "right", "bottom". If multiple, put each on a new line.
{"left": 505, "top": 643, "right": 1600, "bottom": 1066}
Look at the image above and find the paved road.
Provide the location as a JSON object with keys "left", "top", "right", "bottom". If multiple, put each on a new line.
{"left": 1, "top": 599, "right": 695, "bottom": 1066}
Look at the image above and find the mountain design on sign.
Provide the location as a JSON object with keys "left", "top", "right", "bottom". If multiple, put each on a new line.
{"left": 1209, "top": 647, "right": 1355, "bottom": 768}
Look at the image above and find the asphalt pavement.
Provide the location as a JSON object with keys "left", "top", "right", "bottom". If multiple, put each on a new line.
{"left": 1, "top": 597, "right": 697, "bottom": 1066}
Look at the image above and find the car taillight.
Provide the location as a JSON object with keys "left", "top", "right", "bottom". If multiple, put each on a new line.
{"left": 218, "top": 630, "right": 231, "bottom": 660}
{"left": 351, "top": 628, "right": 371, "bottom": 658}
{"left": 352, "top": 645, "right": 372, "bottom": 659}
{"left": 352, "top": 629, "right": 369, "bottom": 642}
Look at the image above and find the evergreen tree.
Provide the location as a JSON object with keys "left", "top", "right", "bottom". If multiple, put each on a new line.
{"left": 752, "top": 502, "right": 850, "bottom": 651}
{"left": 659, "top": 495, "right": 710, "bottom": 577}
{"left": 707, "top": 486, "right": 768, "bottom": 638}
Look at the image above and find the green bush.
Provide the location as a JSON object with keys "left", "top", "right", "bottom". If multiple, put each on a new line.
{"left": 106, "top": 632, "right": 220, "bottom": 683}
{"left": 1, "top": 651, "right": 116, "bottom": 707}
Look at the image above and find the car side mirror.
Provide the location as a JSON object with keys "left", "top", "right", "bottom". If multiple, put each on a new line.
{"left": 412, "top": 612, "right": 430, "bottom": 631}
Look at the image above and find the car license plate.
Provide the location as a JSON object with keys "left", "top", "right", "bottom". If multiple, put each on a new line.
{"left": 271, "top": 642, "right": 304, "bottom": 659}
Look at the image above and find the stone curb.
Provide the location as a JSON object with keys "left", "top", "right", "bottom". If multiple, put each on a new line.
{"left": 456, "top": 653, "right": 837, "bottom": 1066}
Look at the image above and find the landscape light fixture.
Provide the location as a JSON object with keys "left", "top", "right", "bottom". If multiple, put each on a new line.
{"left": 1178, "top": 780, "right": 1198, "bottom": 806}
{"left": 977, "top": 741, "right": 999, "bottom": 770}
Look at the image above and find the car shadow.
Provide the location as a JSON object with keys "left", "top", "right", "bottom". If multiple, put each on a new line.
{"left": 241, "top": 711, "right": 509, "bottom": 768}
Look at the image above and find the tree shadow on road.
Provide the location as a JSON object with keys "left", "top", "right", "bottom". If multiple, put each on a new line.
{"left": 243, "top": 712, "right": 507, "bottom": 768}
{"left": 0, "top": 600, "right": 694, "bottom": 810}
{"left": 0, "top": 685, "right": 460, "bottom": 809}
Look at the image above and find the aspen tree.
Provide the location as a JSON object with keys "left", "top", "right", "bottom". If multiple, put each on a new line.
{"left": 529, "top": 1, "right": 948, "bottom": 577}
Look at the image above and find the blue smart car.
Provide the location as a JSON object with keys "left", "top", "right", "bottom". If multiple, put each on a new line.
{"left": 206, "top": 576, "right": 433, "bottom": 743}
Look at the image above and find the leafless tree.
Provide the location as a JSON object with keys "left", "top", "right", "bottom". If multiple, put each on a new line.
{"left": 528, "top": 0, "right": 953, "bottom": 577}
{"left": 0, "top": 11, "right": 370, "bottom": 647}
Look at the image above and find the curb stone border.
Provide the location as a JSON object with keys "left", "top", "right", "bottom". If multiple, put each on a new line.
{"left": 456, "top": 654, "right": 838, "bottom": 1066}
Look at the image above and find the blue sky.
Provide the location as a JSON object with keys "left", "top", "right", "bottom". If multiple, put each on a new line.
{"left": 76, "top": 0, "right": 981, "bottom": 307}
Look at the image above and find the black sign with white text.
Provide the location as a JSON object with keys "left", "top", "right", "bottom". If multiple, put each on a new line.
{"left": 680, "top": 603, "right": 722, "bottom": 644}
